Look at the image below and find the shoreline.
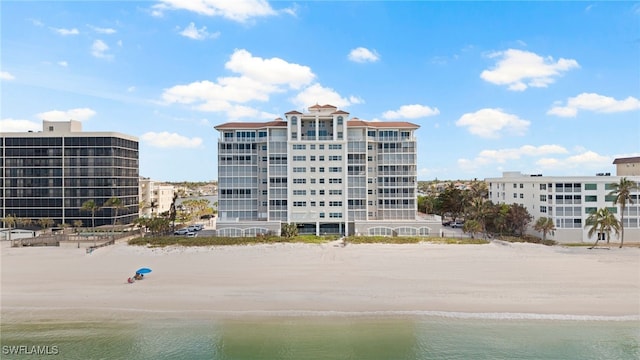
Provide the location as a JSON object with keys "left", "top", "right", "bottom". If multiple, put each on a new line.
{"left": 2, "top": 241, "right": 639, "bottom": 322}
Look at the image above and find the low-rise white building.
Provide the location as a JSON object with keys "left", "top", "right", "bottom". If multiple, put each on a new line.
{"left": 485, "top": 163, "right": 640, "bottom": 244}
{"left": 139, "top": 177, "right": 175, "bottom": 218}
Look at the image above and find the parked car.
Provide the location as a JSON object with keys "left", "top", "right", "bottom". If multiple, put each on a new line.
{"left": 450, "top": 221, "right": 464, "bottom": 228}
{"left": 174, "top": 228, "right": 189, "bottom": 235}
{"left": 186, "top": 232, "right": 197, "bottom": 237}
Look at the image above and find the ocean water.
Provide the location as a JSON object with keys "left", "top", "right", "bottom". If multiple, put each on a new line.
{"left": 1, "top": 314, "right": 638, "bottom": 360}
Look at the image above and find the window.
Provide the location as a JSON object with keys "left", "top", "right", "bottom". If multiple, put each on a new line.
{"left": 513, "top": 193, "right": 517, "bottom": 198}
{"left": 605, "top": 183, "right": 615, "bottom": 190}
{"left": 584, "top": 183, "right": 597, "bottom": 190}
{"left": 293, "top": 144, "right": 306, "bottom": 150}
{"left": 329, "top": 178, "right": 342, "bottom": 184}
{"left": 540, "top": 206, "right": 547, "bottom": 213}
{"left": 293, "top": 201, "right": 306, "bottom": 207}
{"left": 319, "top": 213, "right": 325, "bottom": 218}
{"left": 310, "top": 201, "right": 316, "bottom": 206}
{"left": 319, "top": 156, "right": 325, "bottom": 161}
{"left": 291, "top": 132, "right": 297, "bottom": 139}
{"left": 520, "top": 194, "right": 524, "bottom": 199}
{"left": 319, "top": 178, "right": 325, "bottom": 184}
{"left": 259, "top": 131, "right": 267, "bottom": 138}
{"left": 293, "top": 167, "right": 306, "bottom": 173}
{"left": 319, "top": 167, "right": 325, "bottom": 173}
{"left": 310, "top": 167, "right": 316, "bottom": 172}
{"left": 329, "top": 212, "right": 343, "bottom": 218}
{"left": 293, "top": 179, "right": 306, "bottom": 184}
{"left": 585, "top": 207, "right": 597, "bottom": 214}
{"left": 513, "top": 184, "right": 517, "bottom": 188}
{"left": 291, "top": 116, "right": 297, "bottom": 125}
{"left": 310, "top": 190, "right": 316, "bottom": 195}
{"left": 310, "top": 145, "right": 316, "bottom": 150}
{"left": 293, "top": 190, "right": 306, "bottom": 195}
{"left": 585, "top": 195, "right": 597, "bottom": 202}
{"left": 368, "top": 156, "right": 373, "bottom": 162}
{"left": 310, "top": 179, "right": 316, "bottom": 184}
{"left": 329, "top": 190, "right": 342, "bottom": 195}
{"left": 319, "top": 201, "right": 325, "bottom": 206}
{"left": 329, "top": 167, "right": 342, "bottom": 173}
{"left": 329, "top": 155, "right": 342, "bottom": 161}
{"left": 520, "top": 184, "right": 524, "bottom": 188}
{"left": 293, "top": 156, "right": 306, "bottom": 161}
{"left": 310, "top": 156, "right": 316, "bottom": 161}
{"left": 337, "top": 116, "right": 343, "bottom": 125}
{"left": 319, "top": 145, "right": 324, "bottom": 150}
{"left": 337, "top": 132, "right": 343, "bottom": 139}
{"left": 540, "top": 195, "right": 547, "bottom": 201}
{"left": 262, "top": 145, "right": 267, "bottom": 150}
{"left": 540, "top": 184, "right": 547, "bottom": 190}
{"left": 319, "top": 190, "right": 325, "bottom": 195}
{"left": 329, "top": 201, "right": 342, "bottom": 207}
{"left": 329, "top": 144, "right": 342, "bottom": 150}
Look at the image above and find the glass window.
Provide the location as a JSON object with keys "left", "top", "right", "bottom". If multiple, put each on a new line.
{"left": 584, "top": 183, "right": 597, "bottom": 190}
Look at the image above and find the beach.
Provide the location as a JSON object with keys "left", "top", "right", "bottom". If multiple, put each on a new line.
{"left": 2, "top": 240, "right": 639, "bottom": 321}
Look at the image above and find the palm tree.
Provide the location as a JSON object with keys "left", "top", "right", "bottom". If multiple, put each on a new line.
{"left": 585, "top": 208, "right": 621, "bottom": 249}
{"left": 81, "top": 199, "right": 100, "bottom": 233}
{"left": 533, "top": 217, "right": 556, "bottom": 242}
{"left": 104, "top": 196, "right": 124, "bottom": 232}
{"left": 607, "top": 177, "right": 639, "bottom": 248}
{"left": 38, "top": 218, "right": 54, "bottom": 234}
{"left": 2, "top": 215, "right": 18, "bottom": 243}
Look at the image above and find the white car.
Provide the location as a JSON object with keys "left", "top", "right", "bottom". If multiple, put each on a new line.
{"left": 186, "top": 232, "right": 197, "bottom": 237}
{"left": 174, "top": 228, "right": 189, "bottom": 235}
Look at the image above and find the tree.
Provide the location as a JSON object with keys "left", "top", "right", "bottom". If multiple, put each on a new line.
{"left": 607, "top": 177, "right": 639, "bottom": 248}
{"left": 38, "top": 218, "right": 54, "bottom": 233}
{"left": 438, "top": 183, "right": 466, "bottom": 221}
{"left": 462, "top": 219, "right": 483, "bottom": 239}
{"left": 73, "top": 220, "right": 83, "bottom": 233}
{"left": 2, "top": 215, "right": 18, "bottom": 243}
{"left": 169, "top": 192, "right": 178, "bottom": 231}
{"left": 81, "top": 199, "right": 100, "bottom": 232}
{"left": 104, "top": 196, "right": 124, "bottom": 232}
{"left": 281, "top": 223, "right": 298, "bottom": 238}
{"left": 507, "top": 204, "right": 532, "bottom": 236}
{"left": 585, "top": 208, "right": 620, "bottom": 249}
{"left": 533, "top": 217, "right": 556, "bottom": 242}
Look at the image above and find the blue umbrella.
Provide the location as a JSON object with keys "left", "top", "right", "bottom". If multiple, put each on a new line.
{"left": 136, "top": 268, "right": 152, "bottom": 274}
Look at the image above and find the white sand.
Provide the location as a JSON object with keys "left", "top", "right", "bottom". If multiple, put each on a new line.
{"left": 1, "top": 240, "right": 639, "bottom": 321}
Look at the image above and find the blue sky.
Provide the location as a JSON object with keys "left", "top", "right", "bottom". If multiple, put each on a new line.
{"left": 1, "top": 1, "right": 639, "bottom": 182}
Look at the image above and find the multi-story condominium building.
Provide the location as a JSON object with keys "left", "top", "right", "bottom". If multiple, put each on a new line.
{"left": 214, "top": 104, "right": 437, "bottom": 237}
{"left": 485, "top": 160, "right": 640, "bottom": 243}
{"left": 139, "top": 177, "right": 175, "bottom": 218}
{"left": 1, "top": 120, "right": 139, "bottom": 228}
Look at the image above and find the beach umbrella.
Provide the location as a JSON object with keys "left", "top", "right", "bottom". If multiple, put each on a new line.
{"left": 136, "top": 267, "right": 152, "bottom": 274}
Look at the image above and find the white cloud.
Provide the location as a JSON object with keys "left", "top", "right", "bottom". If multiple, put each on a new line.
{"left": 91, "top": 40, "right": 112, "bottom": 59}
{"left": 51, "top": 27, "right": 79, "bottom": 36}
{"left": 140, "top": 132, "right": 203, "bottom": 148}
{"left": 152, "top": 0, "right": 277, "bottom": 22}
{"left": 382, "top": 104, "right": 439, "bottom": 119}
{"left": 162, "top": 49, "right": 316, "bottom": 118}
{"left": 536, "top": 151, "right": 611, "bottom": 171}
{"left": 88, "top": 25, "right": 116, "bottom": 34}
{"left": 348, "top": 47, "right": 380, "bottom": 63}
{"left": 547, "top": 92, "right": 640, "bottom": 117}
{"left": 0, "top": 118, "right": 41, "bottom": 132}
{"left": 57, "top": 61, "right": 68, "bottom": 67}
{"left": 29, "top": 18, "right": 44, "bottom": 27}
{"left": 480, "top": 49, "right": 579, "bottom": 91}
{"left": 225, "top": 49, "right": 315, "bottom": 89}
{"left": 455, "top": 108, "right": 530, "bottom": 138}
{"left": 36, "top": 108, "right": 96, "bottom": 122}
{"left": 0, "top": 71, "right": 15, "bottom": 80}
{"left": 179, "top": 22, "right": 220, "bottom": 40}
{"left": 458, "top": 144, "right": 569, "bottom": 171}
{"left": 291, "top": 84, "right": 357, "bottom": 109}
{"left": 127, "top": 86, "right": 136, "bottom": 92}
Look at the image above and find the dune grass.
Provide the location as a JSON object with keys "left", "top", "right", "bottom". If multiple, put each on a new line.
{"left": 128, "top": 234, "right": 339, "bottom": 247}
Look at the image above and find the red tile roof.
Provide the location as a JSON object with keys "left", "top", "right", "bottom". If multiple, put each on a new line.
{"left": 214, "top": 121, "right": 287, "bottom": 130}
{"left": 332, "top": 110, "right": 350, "bottom": 115}
{"left": 284, "top": 110, "right": 303, "bottom": 115}
{"left": 613, "top": 157, "right": 640, "bottom": 164}
{"left": 347, "top": 120, "right": 419, "bottom": 129}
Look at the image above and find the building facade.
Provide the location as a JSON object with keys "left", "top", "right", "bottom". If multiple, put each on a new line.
{"left": 485, "top": 168, "right": 640, "bottom": 243}
{"left": 1, "top": 120, "right": 139, "bottom": 228}
{"left": 215, "top": 104, "right": 438, "bottom": 237}
{"left": 139, "top": 177, "right": 175, "bottom": 218}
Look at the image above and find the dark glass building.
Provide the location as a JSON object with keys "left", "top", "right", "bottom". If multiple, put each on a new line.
{"left": 1, "top": 120, "right": 139, "bottom": 228}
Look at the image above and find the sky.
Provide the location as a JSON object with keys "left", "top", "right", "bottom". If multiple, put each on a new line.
{"left": 1, "top": 1, "right": 639, "bottom": 182}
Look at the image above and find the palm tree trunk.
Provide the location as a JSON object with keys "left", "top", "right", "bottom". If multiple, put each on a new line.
{"left": 620, "top": 209, "right": 625, "bottom": 248}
